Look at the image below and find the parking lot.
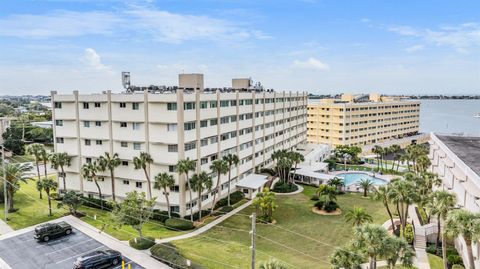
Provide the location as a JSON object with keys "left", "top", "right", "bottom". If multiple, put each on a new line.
{"left": 0, "top": 228, "right": 144, "bottom": 269}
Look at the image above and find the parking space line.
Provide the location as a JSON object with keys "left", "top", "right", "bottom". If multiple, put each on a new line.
{"left": 113, "top": 260, "right": 132, "bottom": 269}
{"left": 54, "top": 246, "right": 104, "bottom": 264}
{"left": 46, "top": 239, "right": 94, "bottom": 255}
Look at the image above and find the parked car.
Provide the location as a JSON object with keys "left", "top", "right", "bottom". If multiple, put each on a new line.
{"left": 73, "top": 249, "right": 122, "bottom": 269}
{"left": 34, "top": 221, "right": 72, "bottom": 242}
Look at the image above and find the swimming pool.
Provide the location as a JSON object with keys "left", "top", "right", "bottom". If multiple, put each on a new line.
{"left": 337, "top": 173, "right": 387, "bottom": 186}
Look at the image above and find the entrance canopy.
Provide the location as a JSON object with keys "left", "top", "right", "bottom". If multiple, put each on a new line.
{"left": 295, "top": 168, "right": 338, "bottom": 182}
{"left": 236, "top": 174, "right": 269, "bottom": 190}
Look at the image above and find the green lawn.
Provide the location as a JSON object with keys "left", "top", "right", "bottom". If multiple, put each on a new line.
{"left": 172, "top": 185, "right": 390, "bottom": 268}
{"left": 0, "top": 180, "right": 184, "bottom": 241}
{"left": 7, "top": 154, "right": 36, "bottom": 163}
{"left": 428, "top": 254, "right": 443, "bottom": 269}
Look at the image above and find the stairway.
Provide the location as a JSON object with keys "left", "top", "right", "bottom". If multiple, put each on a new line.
{"left": 414, "top": 234, "right": 427, "bottom": 249}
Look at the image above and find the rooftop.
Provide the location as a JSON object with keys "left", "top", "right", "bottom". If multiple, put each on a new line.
{"left": 436, "top": 134, "right": 480, "bottom": 176}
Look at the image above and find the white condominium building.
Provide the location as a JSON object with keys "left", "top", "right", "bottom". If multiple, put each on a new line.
{"left": 51, "top": 74, "right": 307, "bottom": 216}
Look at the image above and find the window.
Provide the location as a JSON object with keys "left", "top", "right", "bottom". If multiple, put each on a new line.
{"left": 200, "top": 101, "right": 208, "bottom": 109}
{"left": 220, "top": 117, "right": 229, "bottom": 124}
{"left": 184, "top": 121, "right": 196, "bottom": 131}
{"left": 132, "top": 103, "right": 139, "bottom": 110}
{"left": 83, "top": 121, "right": 90, "bottom": 128}
{"left": 185, "top": 141, "right": 196, "bottom": 151}
{"left": 201, "top": 138, "right": 208, "bottom": 147}
{"left": 167, "top": 103, "right": 177, "bottom": 111}
{"left": 85, "top": 139, "right": 91, "bottom": 146}
{"left": 55, "top": 120, "right": 63, "bottom": 126}
{"left": 210, "top": 119, "right": 218, "bottom": 126}
{"left": 171, "top": 186, "right": 180, "bottom": 192}
{"left": 210, "top": 101, "right": 217, "bottom": 108}
{"left": 220, "top": 100, "right": 229, "bottom": 107}
{"left": 200, "top": 120, "right": 208, "bottom": 128}
{"left": 86, "top": 158, "right": 92, "bottom": 163}
{"left": 132, "top": 122, "right": 140, "bottom": 130}
{"left": 123, "top": 180, "right": 129, "bottom": 185}
{"left": 169, "top": 165, "right": 177, "bottom": 173}
{"left": 83, "top": 102, "right": 89, "bottom": 109}
{"left": 56, "top": 137, "right": 64, "bottom": 143}
{"left": 167, "top": 123, "right": 177, "bottom": 132}
{"left": 184, "top": 102, "right": 195, "bottom": 110}
{"left": 120, "top": 122, "right": 127, "bottom": 128}
{"left": 136, "top": 182, "right": 142, "bottom": 188}
{"left": 168, "top": 144, "right": 178, "bottom": 152}
{"left": 221, "top": 133, "right": 229, "bottom": 141}
{"left": 95, "top": 121, "right": 101, "bottom": 127}
{"left": 120, "top": 102, "right": 126, "bottom": 108}
{"left": 54, "top": 102, "right": 62, "bottom": 109}
{"left": 230, "top": 115, "right": 237, "bottom": 122}
{"left": 94, "top": 102, "right": 101, "bottom": 108}
{"left": 122, "top": 161, "right": 128, "bottom": 166}
{"left": 133, "top": 143, "right": 141, "bottom": 150}
{"left": 96, "top": 140, "right": 102, "bottom": 145}
{"left": 201, "top": 157, "right": 208, "bottom": 165}
{"left": 171, "top": 206, "right": 180, "bottom": 213}
{"left": 210, "top": 136, "right": 218, "bottom": 144}
{"left": 230, "top": 100, "right": 237, "bottom": 106}
{"left": 121, "top": 141, "right": 128, "bottom": 147}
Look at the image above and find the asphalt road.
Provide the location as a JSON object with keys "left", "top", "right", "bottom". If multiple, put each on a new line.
{"left": 0, "top": 229, "right": 143, "bottom": 269}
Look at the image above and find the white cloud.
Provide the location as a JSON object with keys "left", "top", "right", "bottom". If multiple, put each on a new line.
{"left": 292, "top": 58, "right": 330, "bottom": 71}
{"left": 80, "top": 48, "right": 112, "bottom": 73}
{"left": 405, "top": 45, "right": 424, "bottom": 53}
{"left": 388, "top": 26, "right": 419, "bottom": 36}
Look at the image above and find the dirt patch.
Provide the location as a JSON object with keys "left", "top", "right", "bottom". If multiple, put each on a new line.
{"left": 311, "top": 207, "right": 342, "bottom": 216}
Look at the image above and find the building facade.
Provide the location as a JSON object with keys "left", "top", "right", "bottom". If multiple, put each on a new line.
{"left": 429, "top": 133, "right": 480, "bottom": 269}
{"left": 51, "top": 75, "right": 307, "bottom": 216}
{"left": 307, "top": 93, "right": 420, "bottom": 147}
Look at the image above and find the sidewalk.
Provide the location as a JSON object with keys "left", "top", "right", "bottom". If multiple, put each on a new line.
{"left": 157, "top": 199, "right": 252, "bottom": 243}
{"left": 0, "top": 219, "right": 13, "bottom": 235}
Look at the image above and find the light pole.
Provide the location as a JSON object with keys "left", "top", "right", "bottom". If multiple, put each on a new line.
{"left": 2, "top": 145, "right": 7, "bottom": 222}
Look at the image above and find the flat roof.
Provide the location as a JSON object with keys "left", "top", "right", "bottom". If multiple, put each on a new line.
{"left": 236, "top": 174, "right": 268, "bottom": 189}
{"left": 436, "top": 135, "right": 480, "bottom": 176}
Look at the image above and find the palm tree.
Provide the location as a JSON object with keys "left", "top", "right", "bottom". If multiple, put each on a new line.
{"left": 328, "top": 177, "right": 345, "bottom": 193}
{"left": 352, "top": 224, "right": 389, "bottom": 269}
{"left": 388, "top": 179, "right": 418, "bottom": 236}
{"left": 288, "top": 151, "right": 304, "bottom": 184}
{"left": 277, "top": 156, "right": 293, "bottom": 183}
{"left": 133, "top": 152, "right": 153, "bottom": 199}
{"left": 359, "top": 178, "right": 374, "bottom": 197}
{"left": 39, "top": 147, "right": 49, "bottom": 181}
{"left": 259, "top": 259, "right": 288, "bottom": 269}
{"left": 372, "top": 185, "right": 396, "bottom": 233}
{"left": 383, "top": 236, "right": 415, "bottom": 269}
{"left": 426, "top": 191, "right": 456, "bottom": 267}
{"left": 26, "top": 143, "right": 45, "bottom": 199}
{"left": 177, "top": 158, "right": 196, "bottom": 221}
{"left": 223, "top": 154, "right": 239, "bottom": 206}
{"left": 316, "top": 185, "right": 337, "bottom": 205}
{"left": 2, "top": 162, "right": 32, "bottom": 212}
{"left": 190, "top": 171, "right": 212, "bottom": 220}
{"left": 344, "top": 206, "right": 373, "bottom": 226}
{"left": 330, "top": 247, "right": 363, "bottom": 269}
{"left": 372, "top": 146, "right": 383, "bottom": 170}
{"left": 81, "top": 161, "right": 102, "bottom": 199}
{"left": 209, "top": 159, "right": 228, "bottom": 213}
{"left": 40, "top": 177, "right": 58, "bottom": 216}
{"left": 49, "top": 152, "right": 71, "bottom": 193}
{"left": 389, "top": 144, "right": 401, "bottom": 170}
{"left": 98, "top": 152, "right": 121, "bottom": 202}
{"left": 154, "top": 172, "right": 175, "bottom": 218}
{"left": 445, "top": 209, "right": 480, "bottom": 269}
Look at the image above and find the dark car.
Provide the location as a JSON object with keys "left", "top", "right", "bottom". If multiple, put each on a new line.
{"left": 73, "top": 249, "right": 122, "bottom": 269}
{"left": 34, "top": 221, "right": 72, "bottom": 242}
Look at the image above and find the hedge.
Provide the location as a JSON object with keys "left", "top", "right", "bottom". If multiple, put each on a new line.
{"left": 452, "top": 265, "right": 465, "bottom": 269}
{"left": 213, "top": 191, "right": 244, "bottom": 209}
{"left": 183, "top": 210, "right": 211, "bottom": 222}
{"left": 272, "top": 182, "right": 298, "bottom": 193}
{"left": 151, "top": 210, "right": 180, "bottom": 223}
{"left": 82, "top": 196, "right": 113, "bottom": 210}
{"left": 150, "top": 243, "right": 204, "bottom": 269}
{"left": 165, "top": 218, "right": 194, "bottom": 231}
{"left": 129, "top": 236, "right": 155, "bottom": 250}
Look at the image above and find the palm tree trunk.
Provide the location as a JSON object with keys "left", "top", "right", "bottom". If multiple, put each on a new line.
{"left": 442, "top": 232, "right": 448, "bottom": 269}
{"left": 35, "top": 160, "right": 42, "bottom": 199}
{"left": 93, "top": 178, "right": 102, "bottom": 200}
{"left": 164, "top": 187, "right": 171, "bottom": 218}
{"left": 61, "top": 166, "right": 66, "bottom": 193}
{"left": 369, "top": 256, "right": 375, "bottom": 269}
{"left": 143, "top": 169, "right": 152, "bottom": 199}
{"left": 435, "top": 216, "right": 441, "bottom": 254}
{"left": 47, "top": 190, "right": 52, "bottom": 216}
{"left": 466, "top": 240, "right": 475, "bottom": 269}
{"left": 227, "top": 168, "right": 232, "bottom": 206}
{"left": 8, "top": 188, "right": 14, "bottom": 212}
{"left": 43, "top": 160, "right": 47, "bottom": 179}
{"left": 291, "top": 163, "right": 298, "bottom": 185}
{"left": 385, "top": 202, "right": 396, "bottom": 233}
{"left": 186, "top": 174, "right": 194, "bottom": 222}
{"left": 110, "top": 169, "right": 116, "bottom": 202}
{"left": 198, "top": 191, "right": 202, "bottom": 221}
{"left": 210, "top": 174, "right": 221, "bottom": 214}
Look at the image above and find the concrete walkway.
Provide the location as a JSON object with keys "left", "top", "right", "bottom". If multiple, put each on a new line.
{"left": 156, "top": 200, "right": 253, "bottom": 243}
{"left": 0, "top": 219, "right": 13, "bottom": 235}
{"left": 415, "top": 248, "right": 431, "bottom": 269}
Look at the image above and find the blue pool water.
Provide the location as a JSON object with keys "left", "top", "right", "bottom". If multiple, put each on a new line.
{"left": 337, "top": 173, "right": 387, "bottom": 186}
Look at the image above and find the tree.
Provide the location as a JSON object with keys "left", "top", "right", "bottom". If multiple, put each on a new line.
{"left": 388, "top": 179, "right": 418, "bottom": 236}
{"left": 190, "top": 171, "right": 212, "bottom": 220}
{"left": 209, "top": 159, "right": 228, "bottom": 213}
{"left": 39, "top": 177, "right": 58, "bottom": 216}
{"left": 330, "top": 247, "right": 363, "bottom": 269}
{"left": 112, "top": 191, "right": 156, "bottom": 238}
{"left": 344, "top": 207, "right": 373, "bottom": 226}
{"left": 39, "top": 147, "right": 49, "bottom": 180}
{"left": 288, "top": 151, "right": 304, "bottom": 184}
{"left": 50, "top": 152, "right": 71, "bottom": 193}
{"left": 2, "top": 162, "right": 32, "bottom": 212}
{"left": 276, "top": 155, "right": 293, "bottom": 183}
{"left": 426, "top": 191, "right": 456, "bottom": 267}
{"left": 252, "top": 188, "right": 278, "bottom": 223}
{"left": 328, "top": 177, "right": 344, "bottom": 193}
{"left": 133, "top": 152, "right": 154, "bottom": 199}
{"left": 98, "top": 152, "right": 121, "bottom": 202}
{"left": 383, "top": 236, "right": 415, "bottom": 269}
{"left": 359, "top": 178, "right": 374, "bottom": 197}
{"left": 352, "top": 224, "right": 389, "bottom": 269}
{"left": 372, "top": 146, "right": 383, "bottom": 170}
{"left": 57, "top": 190, "right": 83, "bottom": 216}
{"left": 26, "top": 143, "right": 45, "bottom": 199}
{"left": 154, "top": 172, "right": 175, "bottom": 218}
{"left": 372, "top": 185, "right": 396, "bottom": 233}
{"left": 445, "top": 209, "right": 480, "bottom": 269}
{"left": 81, "top": 161, "right": 102, "bottom": 199}
{"left": 223, "top": 154, "right": 239, "bottom": 206}
{"left": 258, "top": 259, "right": 288, "bottom": 269}
{"left": 177, "top": 158, "right": 196, "bottom": 221}
{"left": 316, "top": 185, "right": 337, "bottom": 205}
{"left": 389, "top": 144, "right": 401, "bottom": 171}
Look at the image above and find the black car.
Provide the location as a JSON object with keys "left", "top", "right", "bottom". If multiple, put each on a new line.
{"left": 73, "top": 249, "right": 122, "bottom": 269}
{"left": 34, "top": 221, "right": 72, "bottom": 242}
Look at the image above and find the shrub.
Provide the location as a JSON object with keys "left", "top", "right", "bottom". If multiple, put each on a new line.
{"left": 129, "top": 237, "right": 155, "bottom": 250}
{"left": 183, "top": 210, "right": 211, "bottom": 222}
{"left": 259, "top": 168, "right": 276, "bottom": 176}
{"left": 151, "top": 243, "right": 204, "bottom": 269}
{"left": 452, "top": 265, "right": 465, "bottom": 269}
{"left": 272, "top": 182, "right": 298, "bottom": 193}
{"left": 426, "top": 244, "right": 438, "bottom": 255}
{"left": 165, "top": 218, "right": 194, "bottom": 231}
{"left": 447, "top": 254, "right": 464, "bottom": 266}
{"left": 214, "top": 191, "right": 244, "bottom": 209}
{"left": 323, "top": 201, "right": 339, "bottom": 212}
{"left": 404, "top": 224, "right": 414, "bottom": 244}
{"left": 314, "top": 200, "right": 325, "bottom": 210}
{"left": 310, "top": 195, "right": 319, "bottom": 201}
{"left": 151, "top": 210, "right": 180, "bottom": 223}
{"left": 82, "top": 196, "right": 113, "bottom": 211}
{"left": 219, "top": 205, "right": 234, "bottom": 213}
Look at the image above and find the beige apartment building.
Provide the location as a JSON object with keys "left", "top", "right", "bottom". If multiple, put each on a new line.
{"left": 307, "top": 93, "right": 420, "bottom": 147}
{"left": 51, "top": 74, "right": 307, "bottom": 217}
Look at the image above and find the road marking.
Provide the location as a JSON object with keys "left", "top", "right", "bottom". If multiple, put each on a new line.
{"left": 46, "top": 239, "right": 94, "bottom": 255}
{"left": 54, "top": 246, "right": 103, "bottom": 264}
{"left": 113, "top": 260, "right": 132, "bottom": 269}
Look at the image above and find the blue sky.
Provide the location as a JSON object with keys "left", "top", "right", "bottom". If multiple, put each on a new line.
{"left": 0, "top": 0, "right": 479, "bottom": 95}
